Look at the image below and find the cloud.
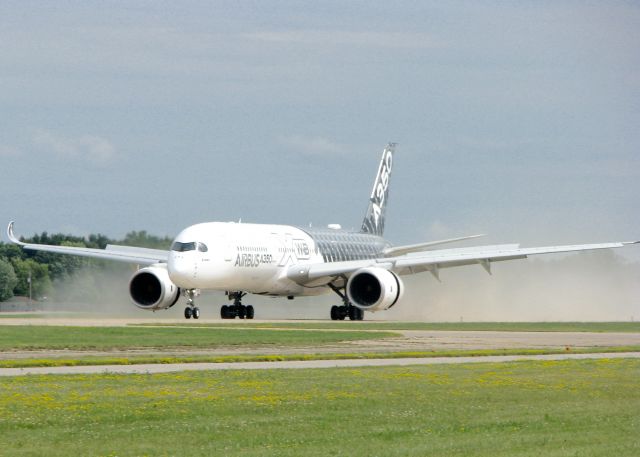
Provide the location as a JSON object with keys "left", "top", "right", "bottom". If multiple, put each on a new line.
{"left": 384, "top": 250, "right": 640, "bottom": 322}
{"left": 245, "top": 30, "right": 442, "bottom": 50}
{"left": 33, "top": 130, "right": 117, "bottom": 166}
{"left": 277, "top": 135, "right": 350, "bottom": 157}
{"left": 0, "top": 145, "right": 21, "bottom": 157}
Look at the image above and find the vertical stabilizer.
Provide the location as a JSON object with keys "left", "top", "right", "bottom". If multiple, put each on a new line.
{"left": 360, "top": 143, "right": 396, "bottom": 236}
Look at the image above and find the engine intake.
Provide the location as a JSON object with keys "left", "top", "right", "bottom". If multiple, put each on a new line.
{"left": 346, "top": 267, "right": 403, "bottom": 312}
{"left": 129, "top": 266, "right": 180, "bottom": 311}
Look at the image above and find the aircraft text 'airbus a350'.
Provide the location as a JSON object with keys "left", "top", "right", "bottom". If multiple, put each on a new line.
{"left": 7, "top": 144, "right": 638, "bottom": 320}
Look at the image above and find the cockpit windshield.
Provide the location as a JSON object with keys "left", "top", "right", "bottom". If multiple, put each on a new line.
{"left": 171, "top": 241, "right": 208, "bottom": 252}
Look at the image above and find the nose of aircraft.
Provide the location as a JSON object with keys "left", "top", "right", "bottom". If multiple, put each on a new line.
{"left": 167, "top": 251, "right": 197, "bottom": 288}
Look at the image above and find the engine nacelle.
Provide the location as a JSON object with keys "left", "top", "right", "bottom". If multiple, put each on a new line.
{"left": 129, "top": 266, "right": 180, "bottom": 311}
{"left": 346, "top": 267, "right": 403, "bottom": 312}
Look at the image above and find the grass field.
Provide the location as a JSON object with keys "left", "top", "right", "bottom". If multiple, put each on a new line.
{"left": 142, "top": 321, "right": 640, "bottom": 333}
{"left": 0, "top": 326, "right": 395, "bottom": 351}
{"left": 1, "top": 322, "right": 638, "bottom": 368}
{"left": 1, "top": 358, "right": 638, "bottom": 456}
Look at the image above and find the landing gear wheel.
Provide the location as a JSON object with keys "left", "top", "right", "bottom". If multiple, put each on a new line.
{"left": 348, "top": 306, "right": 364, "bottom": 321}
{"left": 221, "top": 292, "right": 252, "bottom": 320}
{"left": 328, "top": 283, "right": 364, "bottom": 321}
{"left": 183, "top": 289, "right": 201, "bottom": 320}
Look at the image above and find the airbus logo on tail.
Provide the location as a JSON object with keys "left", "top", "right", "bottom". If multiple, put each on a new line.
{"left": 371, "top": 148, "right": 393, "bottom": 227}
{"left": 361, "top": 143, "right": 395, "bottom": 237}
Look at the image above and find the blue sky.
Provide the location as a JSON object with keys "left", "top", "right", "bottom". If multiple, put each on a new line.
{"left": 1, "top": 1, "right": 639, "bottom": 258}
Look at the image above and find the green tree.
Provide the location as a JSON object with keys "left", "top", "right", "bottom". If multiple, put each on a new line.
{"left": 0, "top": 257, "right": 18, "bottom": 301}
{"left": 11, "top": 258, "right": 52, "bottom": 298}
{"left": 0, "top": 242, "right": 25, "bottom": 261}
{"left": 38, "top": 241, "right": 88, "bottom": 281}
{"left": 121, "top": 230, "right": 172, "bottom": 249}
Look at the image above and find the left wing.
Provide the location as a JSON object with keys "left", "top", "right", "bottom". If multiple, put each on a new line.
{"left": 7, "top": 221, "right": 168, "bottom": 265}
{"left": 288, "top": 240, "right": 639, "bottom": 286}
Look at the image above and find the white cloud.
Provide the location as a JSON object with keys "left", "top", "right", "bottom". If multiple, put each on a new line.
{"left": 277, "top": 135, "right": 350, "bottom": 156}
{"left": 33, "top": 130, "right": 117, "bottom": 166}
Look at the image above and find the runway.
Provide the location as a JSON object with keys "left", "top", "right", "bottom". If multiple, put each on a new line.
{"left": 1, "top": 351, "right": 639, "bottom": 376}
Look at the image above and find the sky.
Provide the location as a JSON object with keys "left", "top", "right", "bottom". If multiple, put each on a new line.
{"left": 1, "top": 1, "right": 639, "bottom": 260}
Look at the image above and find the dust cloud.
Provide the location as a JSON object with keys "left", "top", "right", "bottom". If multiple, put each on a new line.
{"left": 46, "top": 265, "right": 150, "bottom": 317}
{"left": 384, "top": 250, "right": 640, "bottom": 322}
{"left": 44, "top": 250, "right": 639, "bottom": 322}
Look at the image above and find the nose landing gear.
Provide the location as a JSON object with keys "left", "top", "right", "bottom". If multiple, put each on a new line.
{"left": 183, "top": 289, "right": 201, "bottom": 319}
{"left": 221, "top": 291, "right": 255, "bottom": 319}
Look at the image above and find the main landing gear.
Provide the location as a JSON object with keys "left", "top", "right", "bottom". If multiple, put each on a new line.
{"left": 183, "top": 289, "right": 201, "bottom": 319}
{"left": 221, "top": 291, "right": 255, "bottom": 319}
{"left": 328, "top": 284, "right": 364, "bottom": 321}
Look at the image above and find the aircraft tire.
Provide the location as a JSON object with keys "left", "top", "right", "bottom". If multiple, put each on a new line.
{"left": 330, "top": 305, "right": 338, "bottom": 320}
{"left": 246, "top": 305, "right": 255, "bottom": 319}
{"left": 192, "top": 307, "right": 200, "bottom": 319}
{"left": 184, "top": 307, "right": 192, "bottom": 319}
{"left": 221, "top": 305, "right": 229, "bottom": 319}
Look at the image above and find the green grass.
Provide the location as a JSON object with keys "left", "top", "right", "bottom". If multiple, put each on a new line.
{"left": 1, "top": 358, "right": 639, "bottom": 456}
{"left": 0, "top": 326, "right": 396, "bottom": 351}
{"left": 1, "top": 345, "right": 639, "bottom": 369}
{"left": 140, "top": 321, "right": 640, "bottom": 332}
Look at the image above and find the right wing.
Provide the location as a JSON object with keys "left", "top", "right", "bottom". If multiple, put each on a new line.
{"left": 288, "top": 240, "right": 639, "bottom": 287}
{"left": 7, "top": 221, "right": 168, "bottom": 265}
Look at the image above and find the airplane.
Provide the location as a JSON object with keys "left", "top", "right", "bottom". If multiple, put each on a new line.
{"left": 6, "top": 143, "right": 638, "bottom": 320}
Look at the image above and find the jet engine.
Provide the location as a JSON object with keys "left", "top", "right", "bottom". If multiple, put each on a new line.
{"left": 129, "top": 266, "right": 180, "bottom": 311}
{"left": 346, "top": 267, "right": 403, "bottom": 312}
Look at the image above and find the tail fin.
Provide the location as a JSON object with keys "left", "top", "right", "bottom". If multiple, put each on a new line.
{"left": 360, "top": 143, "right": 396, "bottom": 236}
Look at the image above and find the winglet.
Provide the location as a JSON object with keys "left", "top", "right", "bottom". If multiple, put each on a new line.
{"left": 7, "top": 221, "right": 24, "bottom": 245}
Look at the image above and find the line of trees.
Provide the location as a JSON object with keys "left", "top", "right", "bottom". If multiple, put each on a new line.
{"left": 0, "top": 231, "right": 172, "bottom": 302}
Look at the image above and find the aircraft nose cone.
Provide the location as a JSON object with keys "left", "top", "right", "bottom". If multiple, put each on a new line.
{"left": 168, "top": 253, "right": 197, "bottom": 288}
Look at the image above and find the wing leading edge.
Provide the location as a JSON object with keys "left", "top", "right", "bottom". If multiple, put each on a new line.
{"left": 288, "top": 240, "right": 639, "bottom": 286}
{"left": 7, "top": 222, "right": 168, "bottom": 265}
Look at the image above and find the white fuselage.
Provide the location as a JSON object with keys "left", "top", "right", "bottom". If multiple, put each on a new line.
{"left": 167, "top": 221, "right": 388, "bottom": 297}
{"left": 168, "top": 222, "right": 324, "bottom": 296}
